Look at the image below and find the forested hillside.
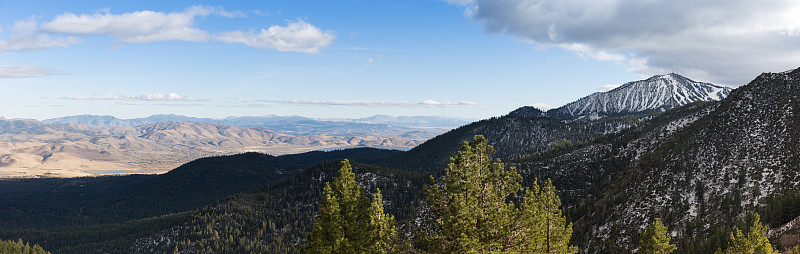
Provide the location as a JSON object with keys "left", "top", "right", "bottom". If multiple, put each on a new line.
{"left": 137, "top": 160, "right": 427, "bottom": 253}
{"left": 371, "top": 107, "right": 646, "bottom": 173}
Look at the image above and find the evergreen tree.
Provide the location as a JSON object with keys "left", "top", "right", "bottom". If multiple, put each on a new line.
{"left": 639, "top": 218, "right": 676, "bottom": 254}
{"left": 367, "top": 189, "right": 405, "bottom": 254}
{"left": 418, "top": 135, "right": 577, "bottom": 253}
{"left": 0, "top": 239, "right": 51, "bottom": 254}
{"left": 305, "top": 159, "right": 402, "bottom": 254}
{"left": 716, "top": 213, "right": 773, "bottom": 254}
{"left": 520, "top": 179, "right": 579, "bottom": 254}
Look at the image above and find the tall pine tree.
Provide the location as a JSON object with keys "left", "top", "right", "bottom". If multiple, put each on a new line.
{"left": 305, "top": 160, "right": 402, "bottom": 254}
{"left": 418, "top": 135, "right": 577, "bottom": 253}
{"left": 639, "top": 218, "right": 676, "bottom": 254}
{"left": 520, "top": 179, "right": 579, "bottom": 253}
{"left": 716, "top": 213, "right": 773, "bottom": 254}
{"left": 367, "top": 189, "right": 405, "bottom": 254}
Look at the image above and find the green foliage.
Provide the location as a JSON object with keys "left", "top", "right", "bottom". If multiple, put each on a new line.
{"left": 367, "top": 189, "right": 406, "bottom": 254}
{"left": 0, "top": 239, "right": 50, "bottom": 254}
{"left": 759, "top": 192, "right": 800, "bottom": 229}
{"left": 640, "top": 218, "right": 676, "bottom": 254}
{"left": 519, "top": 179, "right": 579, "bottom": 253}
{"left": 716, "top": 213, "right": 773, "bottom": 254}
{"left": 306, "top": 159, "right": 370, "bottom": 252}
{"left": 418, "top": 135, "right": 577, "bottom": 253}
{"left": 305, "top": 160, "right": 404, "bottom": 253}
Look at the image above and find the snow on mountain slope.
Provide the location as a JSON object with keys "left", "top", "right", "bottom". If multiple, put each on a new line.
{"left": 585, "top": 68, "right": 800, "bottom": 251}
{"left": 548, "top": 73, "right": 731, "bottom": 119}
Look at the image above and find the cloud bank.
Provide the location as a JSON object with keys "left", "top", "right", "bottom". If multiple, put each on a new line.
{"left": 65, "top": 93, "right": 199, "bottom": 101}
{"left": 452, "top": 0, "right": 800, "bottom": 85}
{"left": 1, "top": 6, "right": 334, "bottom": 54}
{"left": 268, "top": 99, "right": 485, "bottom": 108}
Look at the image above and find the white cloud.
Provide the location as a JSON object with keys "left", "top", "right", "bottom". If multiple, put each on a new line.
{"left": 452, "top": 0, "right": 800, "bottom": 86}
{"left": 597, "top": 84, "right": 620, "bottom": 92}
{"left": 0, "top": 20, "right": 80, "bottom": 53}
{"left": 132, "top": 93, "right": 199, "bottom": 101}
{"left": 216, "top": 20, "right": 335, "bottom": 53}
{"left": 249, "top": 10, "right": 271, "bottom": 16}
{"left": 528, "top": 102, "right": 555, "bottom": 110}
{"left": 39, "top": 6, "right": 216, "bottom": 43}
{"left": 0, "top": 64, "right": 54, "bottom": 78}
{"left": 268, "top": 99, "right": 485, "bottom": 108}
{"left": 1, "top": 6, "right": 333, "bottom": 54}
{"left": 65, "top": 93, "right": 199, "bottom": 101}
{"left": 215, "top": 8, "right": 247, "bottom": 18}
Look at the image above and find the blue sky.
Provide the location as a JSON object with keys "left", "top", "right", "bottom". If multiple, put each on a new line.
{"left": 1, "top": 0, "right": 799, "bottom": 120}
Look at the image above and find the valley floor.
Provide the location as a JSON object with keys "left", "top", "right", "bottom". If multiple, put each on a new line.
{"left": 0, "top": 143, "right": 374, "bottom": 178}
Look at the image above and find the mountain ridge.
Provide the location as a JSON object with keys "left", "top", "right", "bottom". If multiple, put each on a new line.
{"left": 41, "top": 114, "right": 473, "bottom": 142}
{"left": 546, "top": 73, "right": 731, "bottom": 120}
{"left": 516, "top": 67, "right": 800, "bottom": 252}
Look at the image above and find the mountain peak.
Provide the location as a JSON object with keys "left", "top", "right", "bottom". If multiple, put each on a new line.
{"left": 646, "top": 73, "right": 711, "bottom": 85}
{"left": 507, "top": 106, "right": 545, "bottom": 118}
{"left": 547, "top": 73, "right": 732, "bottom": 120}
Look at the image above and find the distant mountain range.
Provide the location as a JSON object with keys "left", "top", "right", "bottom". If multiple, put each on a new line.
{"left": 42, "top": 114, "right": 474, "bottom": 136}
{"left": 0, "top": 118, "right": 426, "bottom": 177}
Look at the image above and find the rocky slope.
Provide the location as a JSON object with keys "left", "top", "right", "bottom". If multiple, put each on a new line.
{"left": 510, "top": 68, "right": 800, "bottom": 252}
{"left": 591, "top": 68, "right": 800, "bottom": 251}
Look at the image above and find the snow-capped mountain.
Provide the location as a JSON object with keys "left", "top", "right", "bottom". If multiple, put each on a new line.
{"left": 510, "top": 67, "right": 800, "bottom": 251}
{"left": 547, "top": 73, "right": 731, "bottom": 119}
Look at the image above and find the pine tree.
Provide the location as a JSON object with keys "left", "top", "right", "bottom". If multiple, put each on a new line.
{"left": 418, "top": 135, "right": 577, "bottom": 253}
{"left": 520, "top": 179, "right": 579, "bottom": 254}
{"left": 639, "top": 218, "right": 676, "bottom": 254}
{"left": 716, "top": 213, "right": 773, "bottom": 254}
{"left": 305, "top": 160, "right": 402, "bottom": 254}
{"left": 367, "top": 189, "right": 404, "bottom": 254}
